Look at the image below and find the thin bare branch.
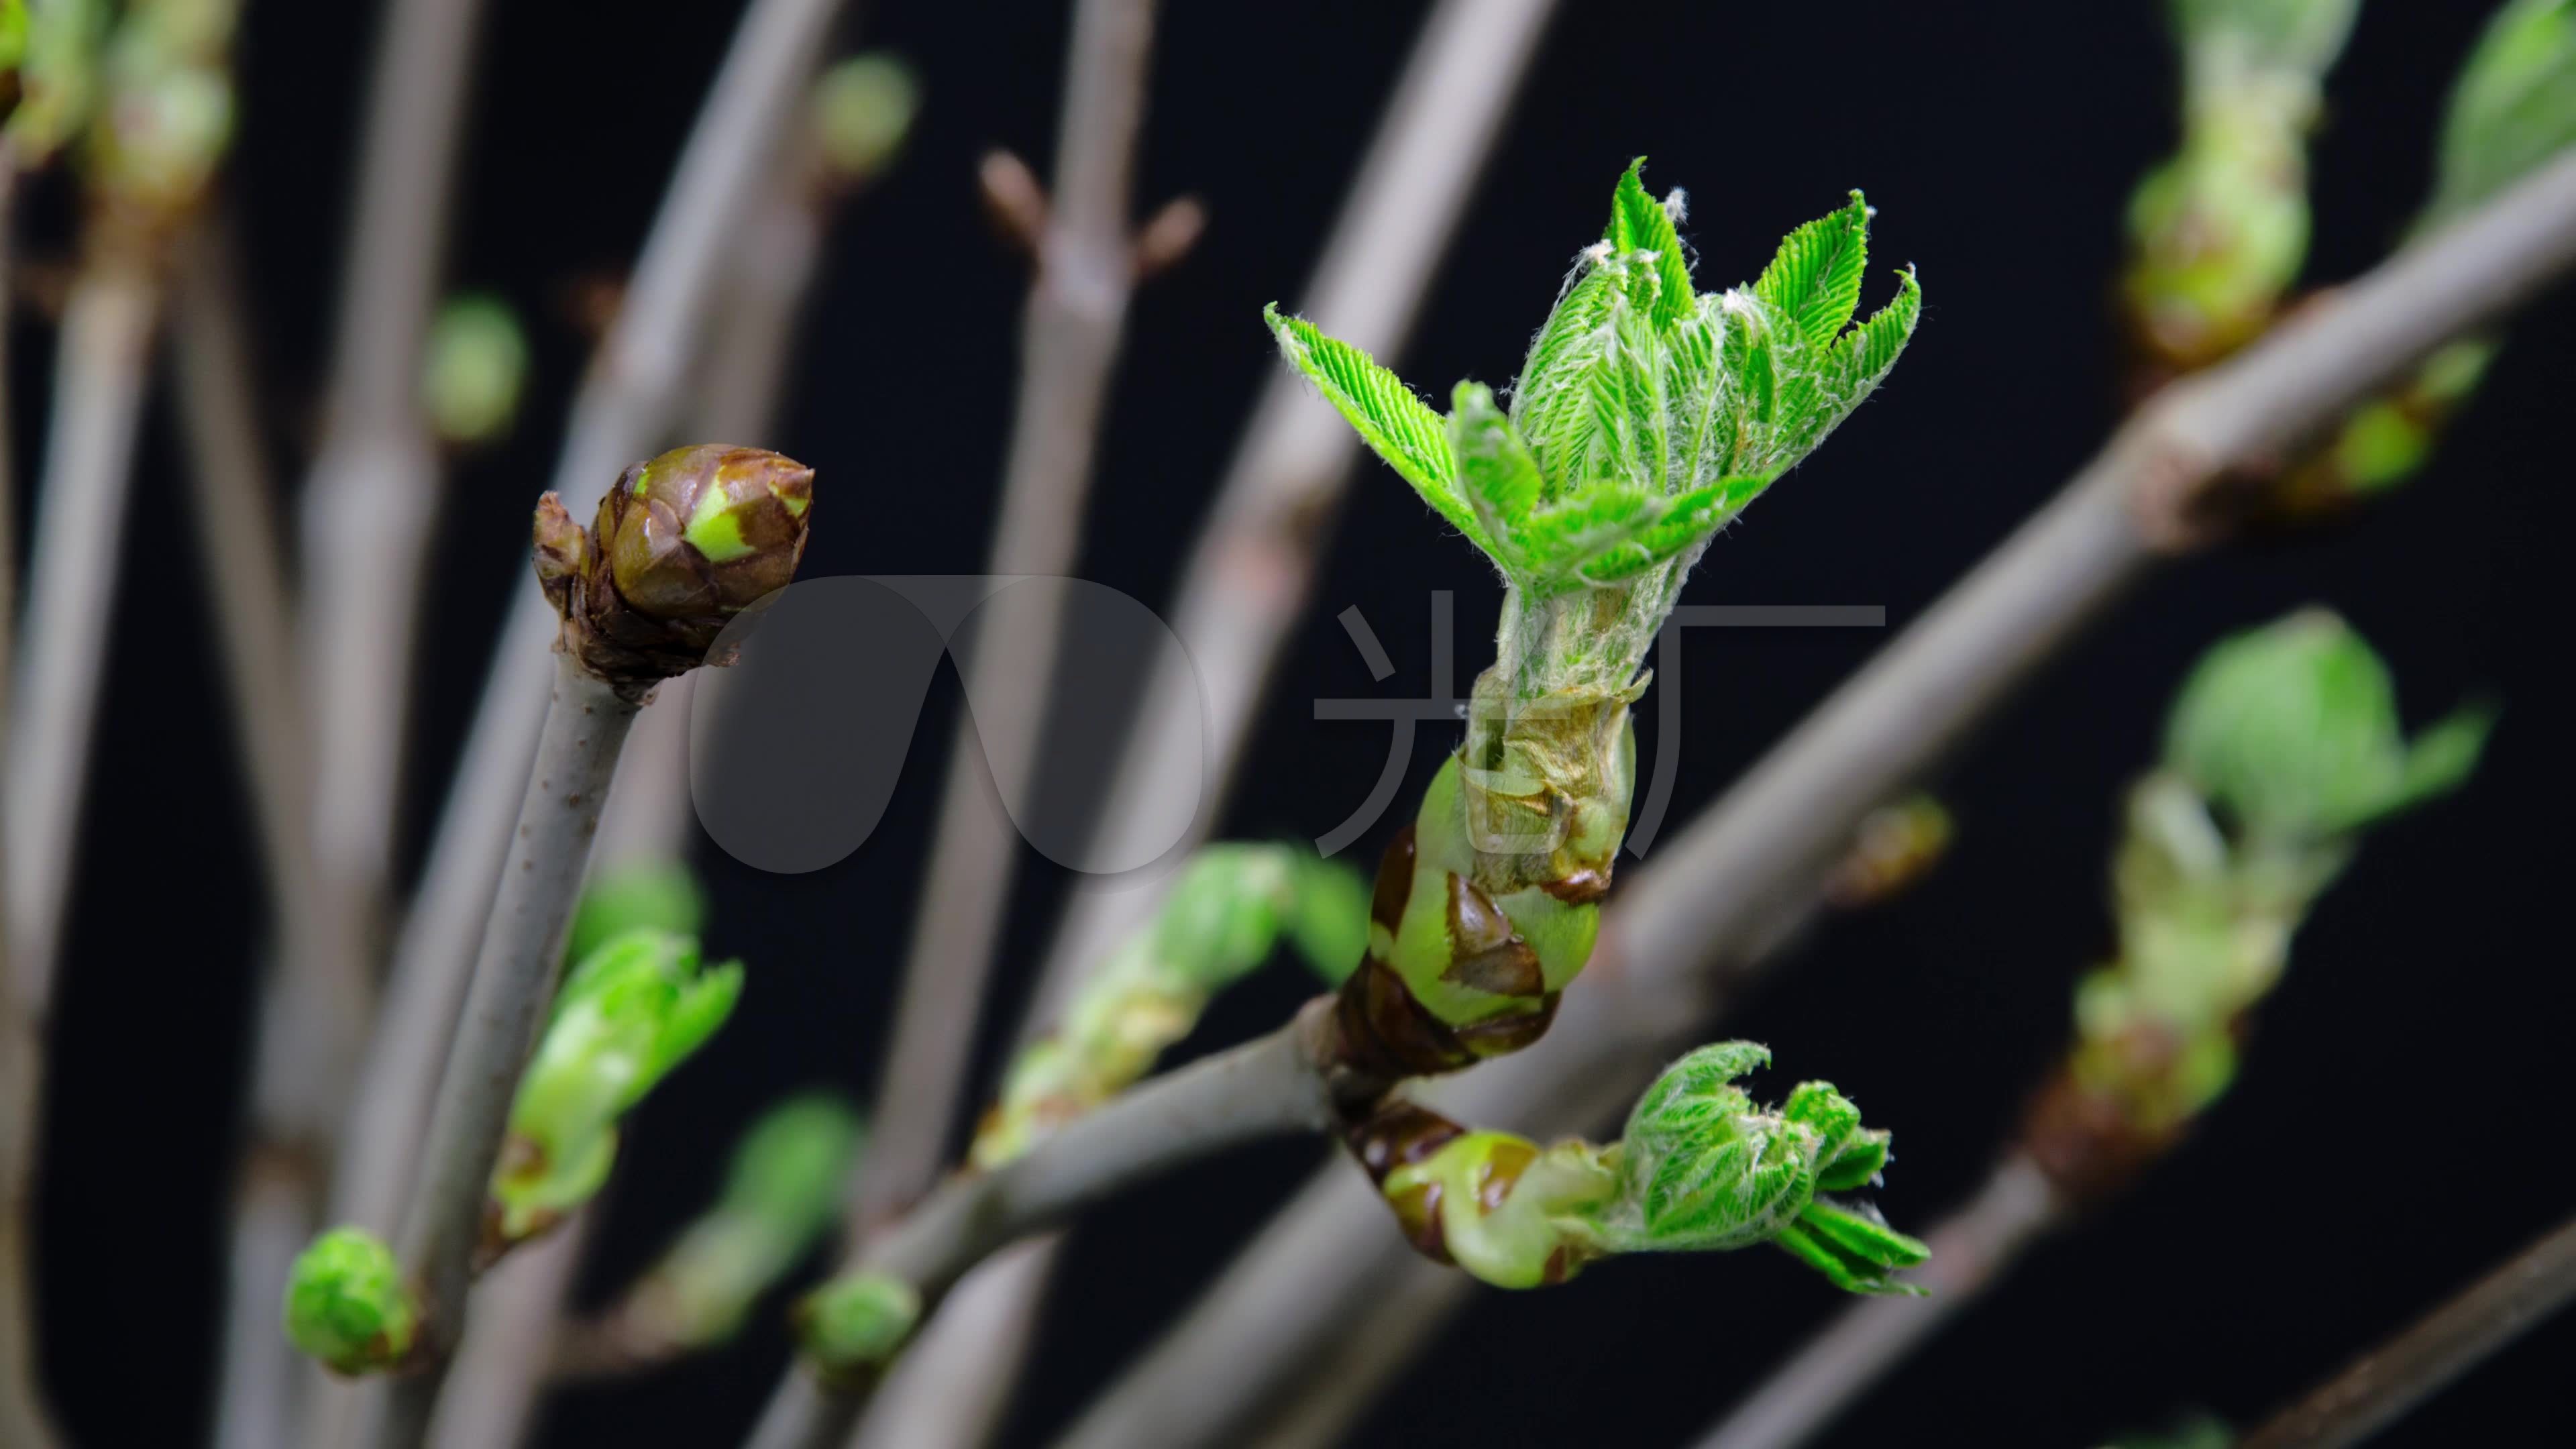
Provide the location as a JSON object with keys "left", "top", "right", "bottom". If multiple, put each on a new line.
{"left": 1044, "top": 143, "right": 2576, "bottom": 1449}
{"left": 851, "top": 6, "right": 1557, "bottom": 1441}
{"left": 3, "top": 261, "right": 157, "bottom": 1017}
{"left": 169, "top": 218, "right": 374, "bottom": 1449}
{"left": 293, "top": 0, "right": 494, "bottom": 1012}
{"left": 371, "top": 658, "right": 643, "bottom": 1449}
{"left": 0, "top": 138, "right": 64, "bottom": 1449}
{"left": 2237, "top": 1212, "right": 2576, "bottom": 1449}
{"left": 425, "top": 1212, "right": 593, "bottom": 1449}
{"left": 858, "top": 0, "right": 1168, "bottom": 1234}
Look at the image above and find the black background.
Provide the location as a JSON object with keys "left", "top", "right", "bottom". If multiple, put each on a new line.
{"left": 17, "top": 1, "right": 2575, "bottom": 1446}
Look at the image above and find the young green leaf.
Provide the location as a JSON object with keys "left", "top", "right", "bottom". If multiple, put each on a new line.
{"left": 1449, "top": 381, "right": 1544, "bottom": 535}
{"left": 1829, "top": 266, "right": 1924, "bottom": 395}
{"left": 1264, "top": 304, "right": 1476, "bottom": 544}
{"left": 1512, "top": 254, "right": 1623, "bottom": 484}
{"left": 1606, "top": 156, "right": 1694, "bottom": 330}
{"left": 1755, "top": 191, "right": 1872, "bottom": 351}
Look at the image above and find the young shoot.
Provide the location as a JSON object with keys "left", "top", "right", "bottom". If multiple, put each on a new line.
{"left": 1353, "top": 1042, "right": 1927, "bottom": 1295}
{"left": 973, "top": 844, "right": 1366, "bottom": 1169}
{"left": 2035, "top": 608, "right": 2491, "bottom": 1189}
{"left": 486, "top": 927, "right": 743, "bottom": 1256}
{"left": 1271, "top": 158, "right": 1921, "bottom": 1087}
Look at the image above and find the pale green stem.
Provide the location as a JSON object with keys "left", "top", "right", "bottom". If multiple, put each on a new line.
{"left": 1042, "top": 147, "right": 2576, "bottom": 1449}
{"left": 370, "top": 657, "right": 641, "bottom": 1449}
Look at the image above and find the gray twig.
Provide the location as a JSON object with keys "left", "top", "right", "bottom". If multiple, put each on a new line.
{"left": 370, "top": 657, "right": 643, "bottom": 1449}
{"left": 859, "top": 0, "right": 1169, "bottom": 1233}
{"left": 2236, "top": 1212, "right": 2576, "bottom": 1449}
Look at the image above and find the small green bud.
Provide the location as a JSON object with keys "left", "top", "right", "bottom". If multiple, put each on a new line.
{"left": 535, "top": 444, "right": 816, "bottom": 699}
{"left": 421, "top": 293, "right": 531, "bottom": 447}
{"left": 625, "top": 1095, "right": 861, "bottom": 1349}
{"left": 283, "top": 1228, "right": 418, "bottom": 1376}
{"left": 567, "top": 860, "right": 707, "bottom": 967}
{"left": 794, "top": 1272, "right": 919, "bottom": 1389}
{"left": 2161, "top": 608, "right": 2493, "bottom": 841}
{"left": 810, "top": 52, "right": 920, "bottom": 184}
{"left": 488, "top": 928, "right": 743, "bottom": 1251}
{"left": 2426, "top": 0, "right": 2576, "bottom": 228}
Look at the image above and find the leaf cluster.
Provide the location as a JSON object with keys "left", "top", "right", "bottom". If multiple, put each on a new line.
{"left": 1267, "top": 159, "right": 1918, "bottom": 600}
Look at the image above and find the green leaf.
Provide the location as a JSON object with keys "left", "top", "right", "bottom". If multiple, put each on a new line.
{"left": 2369, "top": 702, "right": 2498, "bottom": 828}
{"left": 2428, "top": 0, "right": 2576, "bottom": 225}
{"left": 1755, "top": 191, "right": 1872, "bottom": 350}
{"left": 1571, "top": 477, "right": 1763, "bottom": 585}
{"left": 1584, "top": 308, "right": 1674, "bottom": 494}
{"left": 1829, "top": 266, "right": 1923, "bottom": 394}
{"left": 1513, "top": 259, "right": 1623, "bottom": 488}
{"left": 1513, "top": 487, "right": 1667, "bottom": 582}
{"left": 1776, "top": 1199, "right": 1930, "bottom": 1296}
{"left": 1605, "top": 156, "right": 1695, "bottom": 330}
{"left": 1798, "top": 1198, "right": 1930, "bottom": 1271}
{"left": 1265, "top": 305, "right": 1478, "bottom": 545}
{"left": 1449, "top": 381, "right": 1544, "bottom": 534}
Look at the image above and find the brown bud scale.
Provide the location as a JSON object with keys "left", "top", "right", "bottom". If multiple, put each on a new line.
{"left": 534, "top": 445, "right": 814, "bottom": 700}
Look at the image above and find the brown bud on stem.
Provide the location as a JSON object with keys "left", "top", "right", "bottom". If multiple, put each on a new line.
{"left": 534, "top": 444, "right": 815, "bottom": 700}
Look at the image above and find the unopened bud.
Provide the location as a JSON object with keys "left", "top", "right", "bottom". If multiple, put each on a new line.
{"left": 794, "top": 1272, "right": 919, "bottom": 1389}
{"left": 535, "top": 444, "right": 815, "bottom": 699}
{"left": 283, "top": 1228, "right": 418, "bottom": 1376}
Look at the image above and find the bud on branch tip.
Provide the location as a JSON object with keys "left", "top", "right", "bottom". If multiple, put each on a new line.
{"left": 535, "top": 443, "right": 816, "bottom": 700}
